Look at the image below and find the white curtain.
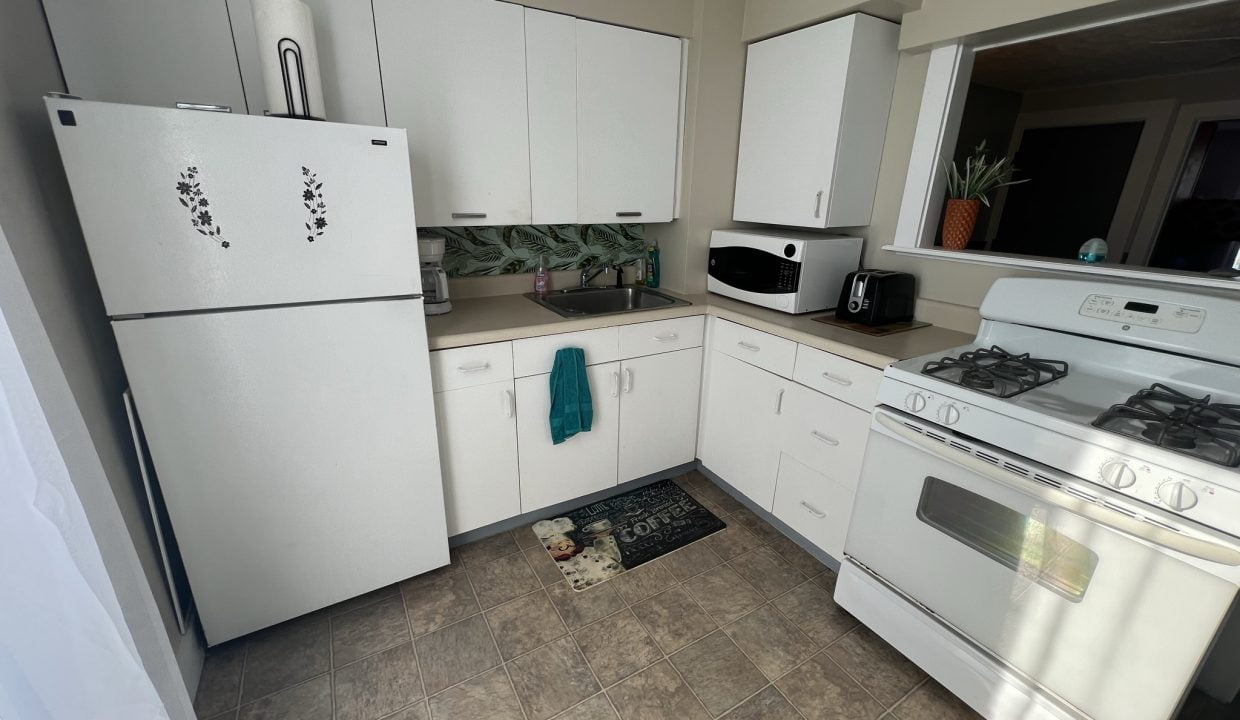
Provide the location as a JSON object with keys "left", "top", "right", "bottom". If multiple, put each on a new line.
{"left": 0, "top": 302, "right": 169, "bottom": 718}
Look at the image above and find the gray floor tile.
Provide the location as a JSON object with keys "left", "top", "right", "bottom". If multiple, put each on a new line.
{"left": 486, "top": 590, "right": 568, "bottom": 660}
{"left": 554, "top": 693, "right": 619, "bottom": 720}
{"left": 606, "top": 661, "right": 711, "bottom": 720}
{"left": 237, "top": 674, "right": 331, "bottom": 720}
{"left": 630, "top": 586, "right": 718, "bottom": 653}
{"left": 416, "top": 614, "right": 501, "bottom": 695}
{"left": 826, "top": 626, "right": 926, "bottom": 707}
{"left": 379, "top": 703, "right": 429, "bottom": 720}
{"left": 574, "top": 609, "right": 663, "bottom": 686}
{"left": 723, "top": 604, "right": 816, "bottom": 681}
{"left": 204, "top": 712, "right": 238, "bottom": 720}
{"left": 508, "top": 636, "right": 601, "bottom": 720}
{"left": 526, "top": 546, "right": 567, "bottom": 586}
{"left": 468, "top": 553, "right": 541, "bottom": 609}
{"left": 332, "top": 594, "right": 411, "bottom": 666}
{"left": 669, "top": 632, "right": 766, "bottom": 717}
{"left": 776, "top": 652, "right": 885, "bottom": 720}
{"left": 427, "top": 667, "right": 524, "bottom": 720}
{"left": 814, "top": 569, "right": 839, "bottom": 593}
{"left": 241, "top": 613, "right": 330, "bottom": 703}
{"left": 610, "top": 560, "right": 677, "bottom": 605}
{"left": 704, "top": 523, "right": 761, "bottom": 561}
{"left": 722, "top": 686, "right": 802, "bottom": 720}
{"left": 195, "top": 640, "right": 245, "bottom": 717}
{"left": 728, "top": 547, "right": 804, "bottom": 600}
{"left": 772, "top": 580, "right": 857, "bottom": 647}
{"left": 766, "top": 535, "right": 828, "bottom": 578}
{"left": 334, "top": 642, "right": 423, "bottom": 720}
{"left": 728, "top": 508, "right": 783, "bottom": 544}
{"left": 683, "top": 565, "right": 763, "bottom": 625}
{"left": 329, "top": 584, "right": 401, "bottom": 617}
{"left": 457, "top": 532, "right": 522, "bottom": 568}
{"left": 402, "top": 569, "right": 480, "bottom": 636}
{"left": 547, "top": 580, "right": 626, "bottom": 631}
{"left": 513, "top": 523, "right": 544, "bottom": 550}
{"left": 660, "top": 540, "right": 723, "bottom": 582}
{"left": 892, "top": 680, "right": 983, "bottom": 720}
{"left": 686, "top": 478, "right": 743, "bottom": 514}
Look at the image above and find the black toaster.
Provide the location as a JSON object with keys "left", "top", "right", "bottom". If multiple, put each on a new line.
{"left": 834, "top": 270, "right": 915, "bottom": 325}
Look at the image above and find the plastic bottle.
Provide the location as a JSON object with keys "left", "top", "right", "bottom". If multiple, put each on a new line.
{"left": 1078, "top": 238, "right": 1108, "bottom": 264}
{"left": 645, "top": 239, "right": 660, "bottom": 288}
{"left": 534, "top": 254, "right": 550, "bottom": 296}
{"left": 634, "top": 257, "right": 646, "bottom": 286}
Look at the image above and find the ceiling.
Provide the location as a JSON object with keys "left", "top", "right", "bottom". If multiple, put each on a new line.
{"left": 972, "top": 2, "right": 1240, "bottom": 92}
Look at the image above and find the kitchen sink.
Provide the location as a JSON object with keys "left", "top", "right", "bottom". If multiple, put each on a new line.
{"left": 525, "top": 286, "right": 691, "bottom": 317}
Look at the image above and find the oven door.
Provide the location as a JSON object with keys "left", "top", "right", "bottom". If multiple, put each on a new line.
{"left": 846, "top": 408, "right": 1240, "bottom": 720}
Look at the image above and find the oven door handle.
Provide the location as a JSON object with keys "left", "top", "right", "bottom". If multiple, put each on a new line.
{"left": 875, "top": 412, "right": 1240, "bottom": 566}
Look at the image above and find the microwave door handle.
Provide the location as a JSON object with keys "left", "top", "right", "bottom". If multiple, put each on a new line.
{"left": 873, "top": 411, "right": 1240, "bottom": 566}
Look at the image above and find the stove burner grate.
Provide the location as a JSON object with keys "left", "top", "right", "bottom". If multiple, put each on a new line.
{"left": 921, "top": 345, "right": 1069, "bottom": 398}
{"left": 1093, "top": 383, "right": 1240, "bottom": 467}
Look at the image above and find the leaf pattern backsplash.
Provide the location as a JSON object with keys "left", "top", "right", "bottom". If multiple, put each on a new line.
{"left": 424, "top": 224, "right": 645, "bottom": 277}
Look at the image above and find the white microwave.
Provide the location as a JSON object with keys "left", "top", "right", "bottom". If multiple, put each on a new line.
{"left": 707, "top": 229, "right": 862, "bottom": 313}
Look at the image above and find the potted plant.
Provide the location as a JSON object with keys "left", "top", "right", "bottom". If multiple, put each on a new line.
{"left": 940, "top": 141, "right": 1028, "bottom": 250}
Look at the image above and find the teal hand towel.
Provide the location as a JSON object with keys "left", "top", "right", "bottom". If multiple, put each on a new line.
{"left": 549, "top": 347, "right": 593, "bottom": 445}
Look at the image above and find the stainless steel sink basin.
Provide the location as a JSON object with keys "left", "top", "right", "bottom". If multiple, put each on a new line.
{"left": 525, "top": 286, "right": 691, "bottom": 317}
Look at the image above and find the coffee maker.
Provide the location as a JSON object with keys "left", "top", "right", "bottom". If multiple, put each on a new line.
{"left": 417, "top": 233, "right": 452, "bottom": 315}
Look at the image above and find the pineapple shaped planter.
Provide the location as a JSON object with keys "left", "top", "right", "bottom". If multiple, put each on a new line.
{"left": 941, "top": 198, "right": 981, "bottom": 250}
{"left": 939, "top": 141, "right": 1027, "bottom": 251}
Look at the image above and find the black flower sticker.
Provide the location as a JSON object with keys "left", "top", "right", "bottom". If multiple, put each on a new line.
{"left": 302, "top": 166, "right": 327, "bottom": 242}
{"left": 175, "top": 167, "right": 226, "bottom": 248}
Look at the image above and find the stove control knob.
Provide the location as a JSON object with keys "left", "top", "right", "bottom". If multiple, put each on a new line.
{"left": 905, "top": 392, "right": 927, "bottom": 413}
{"left": 1157, "top": 481, "right": 1198, "bottom": 511}
{"left": 1099, "top": 461, "right": 1136, "bottom": 489}
{"left": 937, "top": 403, "right": 961, "bottom": 425}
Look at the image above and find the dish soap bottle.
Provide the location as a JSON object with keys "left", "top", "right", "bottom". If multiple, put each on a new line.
{"left": 534, "top": 254, "right": 550, "bottom": 296}
{"left": 645, "top": 239, "right": 660, "bottom": 288}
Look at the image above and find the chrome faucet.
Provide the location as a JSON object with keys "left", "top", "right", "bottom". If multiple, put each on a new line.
{"left": 580, "top": 264, "right": 624, "bottom": 289}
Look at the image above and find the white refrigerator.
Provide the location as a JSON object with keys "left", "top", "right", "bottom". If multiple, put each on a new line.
{"left": 46, "top": 97, "right": 449, "bottom": 645}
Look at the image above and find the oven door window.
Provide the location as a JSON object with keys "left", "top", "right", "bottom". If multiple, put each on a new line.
{"left": 916, "top": 476, "right": 1099, "bottom": 601}
{"left": 708, "top": 246, "right": 800, "bottom": 294}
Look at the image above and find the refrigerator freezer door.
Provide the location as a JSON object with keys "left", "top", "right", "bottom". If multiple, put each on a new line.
{"left": 115, "top": 298, "right": 447, "bottom": 644}
{"left": 47, "top": 97, "right": 421, "bottom": 316}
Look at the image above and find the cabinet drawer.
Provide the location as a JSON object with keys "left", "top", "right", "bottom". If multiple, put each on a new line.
{"left": 431, "top": 342, "right": 514, "bottom": 392}
{"left": 780, "top": 382, "right": 869, "bottom": 491}
{"left": 772, "top": 453, "right": 854, "bottom": 559}
{"left": 513, "top": 327, "right": 619, "bottom": 377}
{"left": 793, "top": 344, "right": 882, "bottom": 410}
{"left": 618, "top": 316, "right": 705, "bottom": 359}
{"left": 711, "top": 318, "right": 797, "bottom": 378}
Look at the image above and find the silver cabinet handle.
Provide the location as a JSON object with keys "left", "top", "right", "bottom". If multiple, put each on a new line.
{"left": 775, "top": 388, "right": 785, "bottom": 415}
{"left": 810, "top": 430, "right": 840, "bottom": 447}
{"left": 451, "top": 212, "right": 487, "bottom": 219}
{"left": 457, "top": 362, "right": 491, "bottom": 374}
{"left": 654, "top": 332, "right": 679, "bottom": 342}
{"left": 623, "top": 368, "right": 633, "bottom": 393}
{"left": 737, "top": 341, "right": 760, "bottom": 352}
{"left": 616, "top": 211, "right": 642, "bottom": 218}
{"left": 177, "top": 102, "right": 232, "bottom": 113}
{"left": 799, "top": 500, "right": 826, "bottom": 518}
{"left": 611, "top": 371, "right": 620, "bottom": 398}
{"left": 821, "top": 372, "right": 853, "bottom": 386}
{"left": 502, "top": 389, "right": 514, "bottom": 418}
{"left": 813, "top": 190, "right": 824, "bottom": 219}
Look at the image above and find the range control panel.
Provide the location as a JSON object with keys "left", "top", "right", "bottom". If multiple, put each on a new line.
{"left": 1079, "top": 294, "right": 1206, "bottom": 333}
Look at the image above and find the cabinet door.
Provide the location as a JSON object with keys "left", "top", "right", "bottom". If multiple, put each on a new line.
{"left": 435, "top": 381, "right": 520, "bottom": 536}
{"left": 732, "top": 18, "right": 852, "bottom": 228}
{"left": 772, "top": 453, "right": 853, "bottom": 559}
{"left": 619, "top": 348, "right": 703, "bottom": 482}
{"left": 698, "top": 352, "right": 786, "bottom": 509}
{"left": 374, "top": 0, "right": 531, "bottom": 226}
{"left": 517, "top": 362, "right": 620, "bottom": 513}
{"left": 526, "top": 8, "right": 578, "bottom": 225}
{"left": 43, "top": 0, "right": 247, "bottom": 111}
{"left": 576, "top": 20, "right": 681, "bottom": 224}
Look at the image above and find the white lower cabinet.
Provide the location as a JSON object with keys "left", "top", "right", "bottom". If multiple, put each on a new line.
{"left": 619, "top": 348, "right": 703, "bottom": 481}
{"left": 517, "top": 362, "right": 621, "bottom": 513}
{"left": 771, "top": 453, "right": 854, "bottom": 559}
{"left": 699, "top": 351, "right": 787, "bottom": 509}
{"left": 434, "top": 380, "right": 520, "bottom": 535}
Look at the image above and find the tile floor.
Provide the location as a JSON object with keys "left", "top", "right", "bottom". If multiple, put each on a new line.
{"left": 191, "top": 469, "right": 1208, "bottom": 720}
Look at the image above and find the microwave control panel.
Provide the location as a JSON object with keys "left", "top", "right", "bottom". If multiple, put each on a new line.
{"left": 1079, "top": 294, "right": 1205, "bottom": 334}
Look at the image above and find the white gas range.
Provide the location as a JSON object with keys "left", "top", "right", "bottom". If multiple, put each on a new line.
{"left": 836, "top": 278, "right": 1240, "bottom": 720}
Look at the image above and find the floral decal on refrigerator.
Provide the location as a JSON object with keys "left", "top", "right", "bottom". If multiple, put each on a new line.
{"left": 302, "top": 166, "right": 327, "bottom": 242}
{"left": 176, "top": 167, "right": 227, "bottom": 248}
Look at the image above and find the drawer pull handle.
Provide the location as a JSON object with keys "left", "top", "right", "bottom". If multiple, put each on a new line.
{"left": 811, "top": 430, "right": 840, "bottom": 446}
{"left": 821, "top": 372, "right": 853, "bottom": 387}
{"left": 737, "top": 341, "right": 761, "bottom": 352}
{"left": 800, "top": 500, "right": 826, "bottom": 518}
{"left": 457, "top": 362, "right": 492, "bottom": 374}
{"left": 451, "top": 212, "right": 487, "bottom": 219}
{"left": 654, "top": 332, "right": 679, "bottom": 342}
{"left": 616, "top": 211, "right": 642, "bottom": 217}
{"left": 775, "top": 388, "right": 785, "bottom": 415}
{"left": 502, "top": 389, "right": 514, "bottom": 418}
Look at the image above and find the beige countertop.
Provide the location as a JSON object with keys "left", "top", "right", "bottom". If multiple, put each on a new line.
{"left": 426, "top": 289, "right": 974, "bottom": 368}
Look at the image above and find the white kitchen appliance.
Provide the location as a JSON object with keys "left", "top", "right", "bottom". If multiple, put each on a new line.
{"left": 706, "top": 229, "right": 861, "bottom": 313}
{"left": 839, "top": 278, "right": 1240, "bottom": 720}
{"left": 46, "top": 97, "right": 449, "bottom": 645}
{"left": 417, "top": 233, "right": 451, "bottom": 315}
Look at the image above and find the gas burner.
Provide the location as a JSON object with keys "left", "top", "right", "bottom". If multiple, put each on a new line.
{"left": 921, "top": 345, "right": 1069, "bottom": 398}
{"left": 1093, "top": 383, "right": 1240, "bottom": 467}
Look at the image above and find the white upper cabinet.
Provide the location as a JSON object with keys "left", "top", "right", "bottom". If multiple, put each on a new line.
{"left": 576, "top": 19, "right": 682, "bottom": 224}
{"left": 732, "top": 14, "right": 899, "bottom": 229}
{"left": 525, "top": 8, "right": 578, "bottom": 225}
{"left": 374, "top": 0, "right": 532, "bottom": 226}
{"left": 42, "top": 0, "right": 247, "bottom": 111}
